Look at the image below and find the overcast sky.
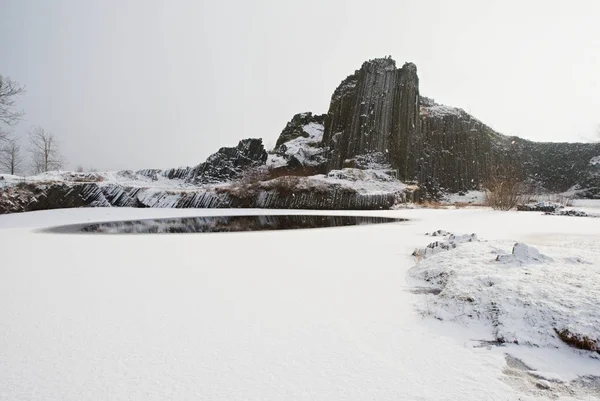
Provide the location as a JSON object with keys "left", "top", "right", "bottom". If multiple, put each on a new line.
{"left": 1, "top": 0, "right": 599, "bottom": 171}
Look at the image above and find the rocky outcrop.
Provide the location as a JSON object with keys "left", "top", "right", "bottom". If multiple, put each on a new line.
{"left": 0, "top": 181, "right": 399, "bottom": 213}
{"left": 275, "top": 112, "right": 326, "bottom": 149}
{"left": 318, "top": 57, "right": 599, "bottom": 196}
{"left": 416, "top": 97, "right": 507, "bottom": 193}
{"left": 322, "top": 58, "right": 420, "bottom": 178}
{"left": 516, "top": 202, "right": 563, "bottom": 213}
{"left": 514, "top": 139, "right": 600, "bottom": 197}
{"left": 187, "top": 138, "right": 269, "bottom": 184}
{"left": 417, "top": 98, "right": 600, "bottom": 196}
{"left": 127, "top": 138, "right": 270, "bottom": 184}
{"left": 271, "top": 115, "right": 328, "bottom": 174}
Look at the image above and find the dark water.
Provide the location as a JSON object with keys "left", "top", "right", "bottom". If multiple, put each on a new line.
{"left": 45, "top": 215, "right": 406, "bottom": 234}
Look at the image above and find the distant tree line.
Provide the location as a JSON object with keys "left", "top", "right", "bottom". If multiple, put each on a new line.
{"left": 0, "top": 74, "right": 66, "bottom": 175}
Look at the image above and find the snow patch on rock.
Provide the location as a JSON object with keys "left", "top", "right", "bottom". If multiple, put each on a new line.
{"left": 496, "top": 243, "right": 554, "bottom": 264}
{"left": 272, "top": 122, "right": 326, "bottom": 168}
{"left": 410, "top": 236, "right": 600, "bottom": 351}
{"left": 413, "top": 231, "right": 478, "bottom": 258}
{"left": 311, "top": 168, "right": 407, "bottom": 195}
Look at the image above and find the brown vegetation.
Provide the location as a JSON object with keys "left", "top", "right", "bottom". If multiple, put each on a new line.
{"left": 418, "top": 200, "right": 447, "bottom": 209}
{"left": 554, "top": 328, "right": 599, "bottom": 353}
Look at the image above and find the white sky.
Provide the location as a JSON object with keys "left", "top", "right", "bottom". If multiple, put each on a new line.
{"left": 1, "top": 0, "right": 599, "bottom": 171}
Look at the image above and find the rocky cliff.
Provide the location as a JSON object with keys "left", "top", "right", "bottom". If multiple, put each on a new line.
{"left": 322, "top": 58, "right": 420, "bottom": 178}
{"left": 315, "top": 58, "right": 599, "bottom": 196}
{"left": 2, "top": 56, "right": 599, "bottom": 214}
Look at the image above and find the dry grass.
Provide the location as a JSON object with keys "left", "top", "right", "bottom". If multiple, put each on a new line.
{"left": 216, "top": 165, "right": 327, "bottom": 199}
{"left": 455, "top": 202, "right": 487, "bottom": 209}
{"left": 265, "top": 165, "right": 321, "bottom": 179}
{"left": 554, "top": 328, "right": 599, "bottom": 353}
{"left": 419, "top": 200, "right": 448, "bottom": 209}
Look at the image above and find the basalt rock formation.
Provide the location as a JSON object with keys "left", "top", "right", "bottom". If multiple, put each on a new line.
{"left": 307, "top": 57, "right": 600, "bottom": 196}
{"left": 275, "top": 112, "right": 326, "bottom": 149}
{"left": 186, "top": 138, "right": 268, "bottom": 184}
{"left": 0, "top": 178, "right": 399, "bottom": 213}
{"left": 322, "top": 58, "right": 420, "bottom": 176}
{"left": 2, "top": 56, "right": 599, "bottom": 215}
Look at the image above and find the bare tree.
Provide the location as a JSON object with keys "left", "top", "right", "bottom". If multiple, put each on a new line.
{"left": 28, "top": 126, "right": 65, "bottom": 174}
{"left": 0, "top": 75, "right": 25, "bottom": 126}
{"left": 0, "top": 128, "right": 8, "bottom": 144}
{"left": 0, "top": 135, "right": 24, "bottom": 175}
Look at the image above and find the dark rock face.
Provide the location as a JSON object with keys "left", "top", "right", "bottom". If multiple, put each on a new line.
{"left": 275, "top": 112, "right": 326, "bottom": 149}
{"left": 319, "top": 58, "right": 507, "bottom": 193}
{"left": 514, "top": 139, "right": 600, "bottom": 197}
{"left": 417, "top": 101, "right": 600, "bottom": 195}
{"left": 322, "top": 58, "right": 420, "bottom": 178}
{"left": 187, "top": 138, "right": 268, "bottom": 184}
{"left": 319, "top": 58, "right": 599, "bottom": 196}
{"left": 416, "top": 97, "right": 506, "bottom": 193}
{"left": 163, "top": 166, "right": 193, "bottom": 180}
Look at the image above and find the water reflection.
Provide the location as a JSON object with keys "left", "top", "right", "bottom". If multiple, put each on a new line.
{"left": 45, "top": 214, "right": 406, "bottom": 234}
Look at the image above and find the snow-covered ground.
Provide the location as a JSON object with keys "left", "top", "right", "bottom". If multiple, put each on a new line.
{"left": 0, "top": 170, "right": 192, "bottom": 190}
{"left": 1, "top": 208, "right": 599, "bottom": 400}
{"left": 572, "top": 199, "right": 600, "bottom": 209}
{"left": 310, "top": 168, "right": 407, "bottom": 195}
{"left": 441, "top": 190, "right": 486, "bottom": 205}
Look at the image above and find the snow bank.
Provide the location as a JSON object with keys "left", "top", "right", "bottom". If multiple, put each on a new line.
{"left": 421, "top": 104, "right": 464, "bottom": 118}
{"left": 410, "top": 231, "right": 600, "bottom": 352}
{"left": 412, "top": 232, "right": 478, "bottom": 258}
{"left": 495, "top": 243, "right": 554, "bottom": 264}
{"left": 572, "top": 199, "right": 600, "bottom": 209}
{"left": 311, "top": 168, "right": 407, "bottom": 195}
{"left": 1, "top": 170, "right": 190, "bottom": 190}
{"left": 441, "top": 190, "right": 486, "bottom": 205}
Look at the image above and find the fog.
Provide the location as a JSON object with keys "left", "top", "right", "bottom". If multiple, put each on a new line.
{"left": 1, "top": 0, "right": 599, "bottom": 171}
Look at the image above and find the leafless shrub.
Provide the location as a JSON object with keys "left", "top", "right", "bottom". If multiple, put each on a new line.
{"left": 484, "top": 163, "right": 526, "bottom": 211}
